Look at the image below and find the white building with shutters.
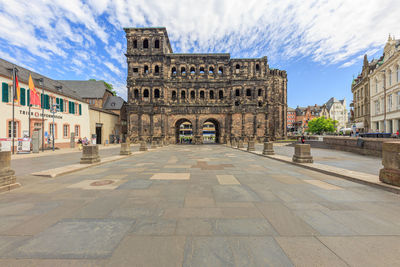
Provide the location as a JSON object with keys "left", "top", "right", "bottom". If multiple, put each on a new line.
{"left": 0, "top": 58, "right": 90, "bottom": 150}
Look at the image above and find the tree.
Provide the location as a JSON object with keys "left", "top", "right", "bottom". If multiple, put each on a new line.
{"left": 307, "top": 116, "right": 337, "bottom": 134}
{"left": 88, "top": 79, "right": 116, "bottom": 96}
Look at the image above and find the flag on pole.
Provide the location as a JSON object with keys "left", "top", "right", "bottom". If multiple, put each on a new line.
{"left": 13, "top": 68, "right": 20, "bottom": 103}
{"left": 29, "top": 74, "right": 40, "bottom": 106}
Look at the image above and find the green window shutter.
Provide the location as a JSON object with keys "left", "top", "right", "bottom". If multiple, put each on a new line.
{"left": 79, "top": 104, "right": 82, "bottom": 115}
{"left": 45, "top": 95, "right": 50, "bottom": 109}
{"left": 60, "top": 99, "right": 63, "bottom": 112}
{"left": 68, "top": 101, "right": 71, "bottom": 114}
{"left": 44, "top": 95, "right": 48, "bottom": 109}
{"left": 27, "top": 89, "right": 30, "bottom": 106}
{"left": 2, "top": 83, "right": 8, "bottom": 103}
{"left": 41, "top": 94, "right": 44, "bottom": 108}
{"left": 20, "top": 88, "right": 26, "bottom": 106}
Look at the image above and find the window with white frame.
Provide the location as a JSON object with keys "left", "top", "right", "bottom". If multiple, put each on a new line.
{"left": 75, "top": 125, "right": 80, "bottom": 137}
{"left": 397, "top": 91, "right": 400, "bottom": 109}
{"left": 389, "top": 70, "right": 392, "bottom": 86}
{"left": 8, "top": 121, "right": 18, "bottom": 138}
{"left": 397, "top": 65, "right": 400, "bottom": 83}
{"left": 388, "top": 94, "right": 392, "bottom": 112}
{"left": 375, "top": 79, "right": 378, "bottom": 93}
{"left": 63, "top": 124, "right": 69, "bottom": 138}
{"left": 49, "top": 123, "right": 55, "bottom": 137}
{"left": 374, "top": 100, "right": 379, "bottom": 115}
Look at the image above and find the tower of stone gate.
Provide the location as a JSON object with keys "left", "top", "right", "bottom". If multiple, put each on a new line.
{"left": 125, "top": 27, "right": 287, "bottom": 144}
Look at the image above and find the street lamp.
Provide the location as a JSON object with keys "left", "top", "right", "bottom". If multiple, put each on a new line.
{"left": 34, "top": 78, "right": 44, "bottom": 152}
{"left": 50, "top": 104, "right": 59, "bottom": 151}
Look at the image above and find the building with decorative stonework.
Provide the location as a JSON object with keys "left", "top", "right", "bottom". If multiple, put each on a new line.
{"left": 124, "top": 27, "right": 287, "bottom": 144}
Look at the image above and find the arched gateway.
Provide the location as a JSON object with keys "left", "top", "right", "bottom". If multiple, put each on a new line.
{"left": 125, "top": 27, "right": 288, "bottom": 144}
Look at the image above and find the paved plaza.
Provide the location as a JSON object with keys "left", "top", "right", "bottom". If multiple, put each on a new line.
{"left": 0, "top": 144, "right": 400, "bottom": 266}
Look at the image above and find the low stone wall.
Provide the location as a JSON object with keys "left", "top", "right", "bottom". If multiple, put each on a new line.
{"left": 323, "top": 137, "right": 400, "bottom": 157}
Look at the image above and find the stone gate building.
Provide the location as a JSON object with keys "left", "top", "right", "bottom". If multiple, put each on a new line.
{"left": 125, "top": 27, "right": 287, "bottom": 144}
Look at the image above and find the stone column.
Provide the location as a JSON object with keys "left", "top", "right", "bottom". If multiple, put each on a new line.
{"left": 247, "top": 140, "right": 255, "bottom": 151}
{"left": 263, "top": 142, "right": 275, "bottom": 155}
{"left": 139, "top": 140, "right": 148, "bottom": 151}
{"left": 120, "top": 143, "right": 131, "bottom": 155}
{"left": 292, "top": 144, "right": 313, "bottom": 163}
{"left": 80, "top": 145, "right": 100, "bottom": 164}
{"left": 0, "top": 151, "right": 20, "bottom": 192}
{"left": 379, "top": 142, "right": 400, "bottom": 186}
{"left": 237, "top": 139, "right": 244, "bottom": 149}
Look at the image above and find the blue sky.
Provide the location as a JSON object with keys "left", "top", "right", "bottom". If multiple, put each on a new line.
{"left": 0, "top": 0, "right": 399, "bottom": 109}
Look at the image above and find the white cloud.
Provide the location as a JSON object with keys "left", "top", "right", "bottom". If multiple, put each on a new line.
{"left": 0, "top": 0, "right": 399, "bottom": 101}
{"left": 104, "top": 61, "right": 122, "bottom": 76}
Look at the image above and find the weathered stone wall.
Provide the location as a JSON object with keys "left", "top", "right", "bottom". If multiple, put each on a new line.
{"left": 323, "top": 136, "right": 400, "bottom": 157}
{"left": 124, "top": 27, "right": 287, "bottom": 144}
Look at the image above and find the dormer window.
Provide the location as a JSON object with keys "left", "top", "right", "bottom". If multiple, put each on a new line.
{"left": 200, "top": 67, "right": 205, "bottom": 74}
{"left": 154, "top": 39, "right": 160, "bottom": 49}
{"left": 209, "top": 67, "right": 214, "bottom": 74}
{"left": 171, "top": 67, "right": 177, "bottom": 75}
{"left": 133, "top": 40, "right": 137, "bottom": 48}
{"left": 218, "top": 67, "right": 223, "bottom": 74}
{"left": 190, "top": 67, "right": 195, "bottom": 74}
{"left": 256, "top": 64, "right": 260, "bottom": 72}
{"left": 181, "top": 67, "right": 186, "bottom": 75}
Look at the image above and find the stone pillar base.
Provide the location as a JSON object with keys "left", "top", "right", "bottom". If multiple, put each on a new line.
{"left": 120, "top": 143, "right": 132, "bottom": 155}
{"left": 379, "top": 142, "right": 400, "bottom": 186}
{"left": 139, "top": 141, "right": 148, "bottom": 151}
{"left": 0, "top": 151, "right": 19, "bottom": 192}
{"left": 151, "top": 141, "right": 157, "bottom": 149}
{"left": 80, "top": 145, "right": 100, "bottom": 164}
{"left": 247, "top": 141, "right": 255, "bottom": 151}
{"left": 379, "top": 168, "right": 400, "bottom": 186}
{"left": 263, "top": 142, "right": 275, "bottom": 155}
{"left": 231, "top": 139, "right": 237, "bottom": 147}
{"left": 292, "top": 144, "right": 313, "bottom": 163}
{"left": 237, "top": 140, "right": 244, "bottom": 149}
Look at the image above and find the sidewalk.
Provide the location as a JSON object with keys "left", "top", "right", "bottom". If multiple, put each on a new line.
{"left": 11, "top": 143, "right": 122, "bottom": 160}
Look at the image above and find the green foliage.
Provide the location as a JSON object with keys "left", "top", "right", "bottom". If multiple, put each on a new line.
{"left": 88, "top": 79, "right": 116, "bottom": 96}
{"left": 307, "top": 116, "right": 338, "bottom": 134}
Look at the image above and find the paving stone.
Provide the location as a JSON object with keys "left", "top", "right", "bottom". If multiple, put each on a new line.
{"left": 110, "top": 206, "right": 164, "bottom": 218}
{"left": 256, "top": 202, "right": 318, "bottom": 236}
{"left": 276, "top": 236, "right": 347, "bottom": 267}
{"left": 212, "top": 218, "right": 277, "bottom": 236}
{"left": 108, "top": 236, "right": 185, "bottom": 266}
{"left": 116, "top": 179, "right": 152, "bottom": 190}
{"left": 216, "top": 175, "right": 240, "bottom": 185}
{"left": 10, "top": 218, "right": 133, "bottom": 259}
{"left": 318, "top": 236, "right": 400, "bottom": 267}
{"left": 129, "top": 218, "right": 176, "bottom": 235}
{"left": 294, "top": 210, "right": 356, "bottom": 236}
{"left": 176, "top": 218, "right": 214, "bottom": 235}
{"left": 304, "top": 179, "right": 343, "bottom": 190}
{"left": 184, "top": 196, "right": 215, "bottom": 207}
{"left": 213, "top": 185, "right": 261, "bottom": 202}
{"left": 150, "top": 173, "right": 190, "bottom": 180}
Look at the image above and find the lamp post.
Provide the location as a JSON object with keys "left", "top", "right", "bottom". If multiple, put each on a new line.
{"left": 50, "top": 104, "right": 59, "bottom": 151}
{"left": 34, "top": 78, "right": 44, "bottom": 152}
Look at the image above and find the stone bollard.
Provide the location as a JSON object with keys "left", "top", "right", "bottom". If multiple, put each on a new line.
{"left": 139, "top": 141, "right": 148, "bottom": 151}
{"left": 379, "top": 142, "right": 400, "bottom": 186}
{"left": 151, "top": 140, "right": 157, "bottom": 149}
{"left": 237, "top": 139, "right": 244, "bottom": 149}
{"left": 292, "top": 144, "right": 313, "bottom": 163}
{"left": 263, "top": 142, "right": 275, "bottom": 155}
{"left": 232, "top": 138, "right": 237, "bottom": 147}
{"left": 158, "top": 140, "right": 164, "bottom": 147}
{"left": 120, "top": 143, "right": 131, "bottom": 155}
{"left": 247, "top": 140, "right": 255, "bottom": 151}
{"left": 0, "top": 151, "right": 20, "bottom": 192}
{"left": 80, "top": 145, "right": 100, "bottom": 164}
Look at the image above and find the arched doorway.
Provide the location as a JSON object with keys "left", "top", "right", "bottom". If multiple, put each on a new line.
{"left": 175, "top": 119, "right": 193, "bottom": 144}
{"left": 202, "top": 119, "right": 220, "bottom": 144}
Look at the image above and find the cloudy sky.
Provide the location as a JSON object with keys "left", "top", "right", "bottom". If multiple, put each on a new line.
{"left": 0, "top": 0, "right": 399, "bottom": 108}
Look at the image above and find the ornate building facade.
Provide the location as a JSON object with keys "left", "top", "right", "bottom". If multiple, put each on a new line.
{"left": 125, "top": 27, "right": 287, "bottom": 144}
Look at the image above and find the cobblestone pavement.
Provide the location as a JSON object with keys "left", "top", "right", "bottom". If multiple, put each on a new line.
{"left": 255, "top": 143, "right": 382, "bottom": 175}
{"left": 0, "top": 145, "right": 399, "bottom": 266}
